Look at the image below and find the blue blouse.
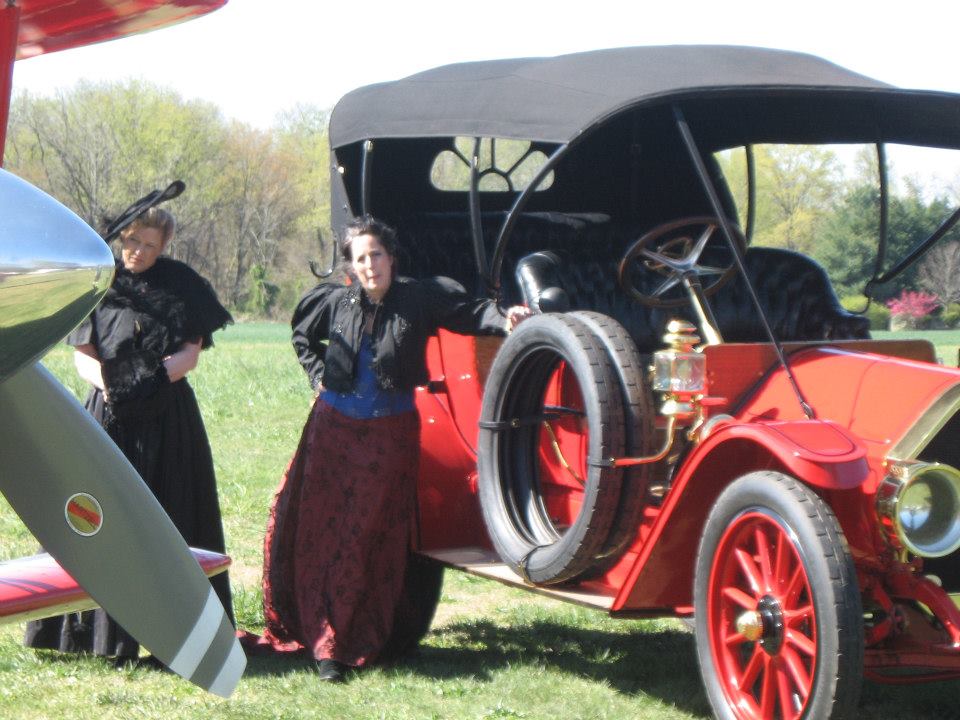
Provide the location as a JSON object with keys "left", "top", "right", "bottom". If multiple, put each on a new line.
{"left": 320, "top": 334, "right": 415, "bottom": 419}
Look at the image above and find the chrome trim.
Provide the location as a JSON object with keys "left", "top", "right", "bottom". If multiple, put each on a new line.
{"left": 699, "top": 413, "right": 735, "bottom": 442}
{"left": 888, "top": 383, "right": 960, "bottom": 461}
{"left": 0, "top": 169, "right": 114, "bottom": 382}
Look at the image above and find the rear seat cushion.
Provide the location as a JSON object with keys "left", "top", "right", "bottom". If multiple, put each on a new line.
{"left": 395, "top": 212, "right": 869, "bottom": 352}
{"left": 518, "top": 246, "right": 869, "bottom": 353}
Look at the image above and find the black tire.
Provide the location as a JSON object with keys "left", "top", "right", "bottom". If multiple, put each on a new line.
{"left": 378, "top": 553, "right": 444, "bottom": 663}
{"left": 478, "top": 313, "right": 625, "bottom": 585}
{"left": 568, "top": 310, "right": 656, "bottom": 563}
{"left": 693, "top": 471, "right": 863, "bottom": 720}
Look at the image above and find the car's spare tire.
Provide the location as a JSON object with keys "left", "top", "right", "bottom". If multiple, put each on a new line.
{"left": 478, "top": 313, "right": 626, "bottom": 585}
{"left": 567, "top": 311, "right": 656, "bottom": 565}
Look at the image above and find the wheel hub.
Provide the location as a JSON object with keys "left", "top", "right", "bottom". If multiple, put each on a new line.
{"left": 735, "top": 595, "right": 785, "bottom": 654}
{"left": 735, "top": 609, "right": 763, "bottom": 641}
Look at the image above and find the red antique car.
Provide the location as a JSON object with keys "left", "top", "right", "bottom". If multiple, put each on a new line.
{"left": 327, "top": 46, "right": 960, "bottom": 718}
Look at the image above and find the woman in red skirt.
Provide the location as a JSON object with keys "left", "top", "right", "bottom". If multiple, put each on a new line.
{"left": 255, "top": 215, "right": 530, "bottom": 681}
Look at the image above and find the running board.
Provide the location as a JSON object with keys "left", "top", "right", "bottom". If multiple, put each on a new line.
{"left": 421, "top": 547, "right": 614, "bottom": 611}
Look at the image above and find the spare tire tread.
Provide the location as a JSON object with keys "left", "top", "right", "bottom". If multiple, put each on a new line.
{"left": 478, "top": 313, "right": 625, "bottom": 585}
{"left": 568, "top": 310, "right": 656, "bottom": 563}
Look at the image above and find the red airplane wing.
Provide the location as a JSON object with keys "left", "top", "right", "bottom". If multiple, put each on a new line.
{"left": 0, "top": 548, "right": 231, "bottom": 625}
{"left": 15, "top": 0, "right": 226, "bottom": 59}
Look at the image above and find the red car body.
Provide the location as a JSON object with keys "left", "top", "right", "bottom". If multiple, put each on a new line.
{"left": 329, "top": 46, "right": 960, "bottom": 718}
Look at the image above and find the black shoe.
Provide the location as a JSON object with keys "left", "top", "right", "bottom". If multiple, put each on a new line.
{"left": 316, "top": 659, "right": 347, "bottom": 683}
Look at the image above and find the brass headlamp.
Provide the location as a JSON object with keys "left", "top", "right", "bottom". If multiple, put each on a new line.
{"left": 613, "top": 320, "right": 709, "bottom": 469}
{"left": 652, "top": 319, "right": 705, "bottom": 424}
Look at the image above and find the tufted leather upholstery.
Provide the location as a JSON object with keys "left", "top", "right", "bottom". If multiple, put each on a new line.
{"left": 395, "top": 212, "right": 869, "bottom": 353}
{"left": 710, "top": 247, "right": 870, "bottom": 344}
{"left": 394, "top": 211, "right": 616, "bottom": 296}
{"left": 514, "top": 245, "right": 870, "bottom": 353}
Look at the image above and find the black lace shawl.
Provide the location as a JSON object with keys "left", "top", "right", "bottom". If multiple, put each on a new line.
{"left": 66, "top": 257, "right": 232, "bottom": 360}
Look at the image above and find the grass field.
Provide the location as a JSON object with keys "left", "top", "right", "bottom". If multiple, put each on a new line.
{"left": 3, "top": 324, "right": 960, "bottom": 719}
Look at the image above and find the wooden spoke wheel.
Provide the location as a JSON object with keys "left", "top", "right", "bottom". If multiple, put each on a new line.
{"left": 694, "top": 471, "right": 863, "bottom": 720}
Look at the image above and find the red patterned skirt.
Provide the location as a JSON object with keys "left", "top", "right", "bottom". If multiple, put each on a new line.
{"left": 252, "top": 400, "right": 420, "bottom": 666}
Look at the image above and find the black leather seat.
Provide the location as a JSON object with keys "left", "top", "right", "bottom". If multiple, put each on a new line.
{"left": 396, "top": 208, "right": 869, "bottom": 351}
{"left": 711, "top": 247, "right": 870, "bottom": 343}
{"left": 513, "top": 246, "right": 869, "bottom": 354}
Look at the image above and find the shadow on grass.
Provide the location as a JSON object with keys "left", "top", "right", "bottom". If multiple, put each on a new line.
{"left": 241, "top": 618, "right": 711, "bottom": 717}
{"left": 238, "top": 617, "right": 960, "bottom": 719}
{"left": 413, "top": 618, "right": 710, "bottom": 715}
{"left": 240, "top": 649, "right": 317, "bottom": 676}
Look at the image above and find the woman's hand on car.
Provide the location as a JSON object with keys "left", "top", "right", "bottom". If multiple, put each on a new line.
{"left": 506, "top": 305, "right": 533, "bottom": 331}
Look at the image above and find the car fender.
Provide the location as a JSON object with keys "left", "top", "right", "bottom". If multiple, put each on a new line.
{"left": 612, "top": 419, "right": 868, "bottom": 612}
{"left": 693, "top": 418, "right": 869, "bottom": 490}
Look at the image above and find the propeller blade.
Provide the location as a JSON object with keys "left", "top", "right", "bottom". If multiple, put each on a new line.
{"left": 0, "top": 363, "right": 245, "bottom": 697}
{"left": 0, "top": 168, "right": 114, "bottom": 383}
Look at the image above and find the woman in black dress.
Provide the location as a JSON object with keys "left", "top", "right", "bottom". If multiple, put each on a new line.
{"left": 25, "top": 207, "right": 234, "bottom": 662}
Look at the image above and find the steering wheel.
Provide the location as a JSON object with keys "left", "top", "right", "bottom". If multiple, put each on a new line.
{"left": 618, "top": 215, "right": 747, "bottom": 308}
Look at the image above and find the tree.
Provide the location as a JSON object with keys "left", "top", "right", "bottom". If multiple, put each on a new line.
{"left": 6, "top": 81, "right": 225, "bottom": 234}
{"left": 813, "top": 184, "right": 881, "bottom": 298}
{"left": 755, "top": 145, "right": 842, "bottom": 254}
{"left": 918, "top": 240, "right": 960, "bottom": 305}
{"left": 215, "top": 123, "right": 309, "bottom": 307}
{"left": 270, "top": 104, "right": 333, "bottom": 311}
{"left": 4, "top": 81, "right": 333, "bottom": 315}
{"left": 815, "top": 181, "right": 960, "bottom": 300}
{"left": 718, "top": 144, "right": 842, "bottom": 254}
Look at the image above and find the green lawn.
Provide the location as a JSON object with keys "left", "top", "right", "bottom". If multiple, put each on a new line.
{"left": 872, "top": 328, "right": 960, "bottom": 367}
{"left": 2, "top": 324, "right": 960, "bottom": 718}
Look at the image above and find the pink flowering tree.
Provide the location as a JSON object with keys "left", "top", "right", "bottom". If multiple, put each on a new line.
{"left": 886, "top": 290, "right": 940, "bottom": 330}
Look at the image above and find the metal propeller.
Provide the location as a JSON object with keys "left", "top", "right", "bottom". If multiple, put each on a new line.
{"left": 0, "top": 169, "right": 244, "bottom": 696}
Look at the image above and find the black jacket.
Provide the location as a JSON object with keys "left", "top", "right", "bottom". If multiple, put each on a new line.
{"left": 291, "top": 276, "right": 508, "bottom": 393}
{"left": 67, "top": 258, "right": 232, "bottom": 408}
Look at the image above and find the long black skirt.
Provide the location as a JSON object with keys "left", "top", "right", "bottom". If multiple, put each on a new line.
{"left": 24, "top": 379, "right": 234, "bottom": 658}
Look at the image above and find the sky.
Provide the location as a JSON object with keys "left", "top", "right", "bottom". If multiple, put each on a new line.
{"left": 11, "top": 0, "right": 960, "bottom": 129}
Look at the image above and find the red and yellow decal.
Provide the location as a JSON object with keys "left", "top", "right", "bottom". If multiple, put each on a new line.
{"left": 64, "top": 493, "right": 103, "bottom": 536}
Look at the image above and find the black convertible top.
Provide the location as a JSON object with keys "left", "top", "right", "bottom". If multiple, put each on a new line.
{"left": 330, "top": 45, "right": 960, "bottom": 150}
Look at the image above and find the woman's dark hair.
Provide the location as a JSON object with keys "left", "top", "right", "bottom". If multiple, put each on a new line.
{"left": 339, "top": 214, "right": 400, "bottom": 268}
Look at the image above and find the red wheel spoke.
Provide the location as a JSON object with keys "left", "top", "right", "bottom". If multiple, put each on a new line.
{"left": 781, "top": 646, "right": 812, "bottom": 703}
{"left": 782, "top": 603, "right": 814, "bottom": 627}
{"left": 722, "top": 586, "right": 757, "bottom": 611}
{"left": 753, "top": 526, "right": 775, "bottom": 592}
{"left": 773, "top": 529, "right": 793, "bottom": 595}
{"left": 738, "top": 644, "right": 765, "bottom": 691}
{"left": 722, "top": 626, "right": 746, "bottom": 649}
{"left": 785, "top": 627, "right": 816, "bottom": 658}
{"left": 740, "top": 694, "right": 762, "bottom": 718}
{"left": 776, "top": 661, "right": 801, "bottom": 720}
{"left": 759, "top": 659, "right": 778, "bottom": 717}
{"left": 783, "top": 563, "right": 806, "bottom": 606}
{"left": 734, "top": 547, "right": 764, "bottom": 595}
